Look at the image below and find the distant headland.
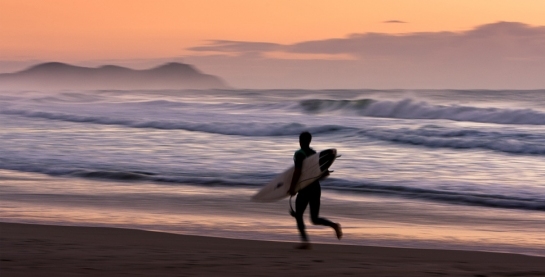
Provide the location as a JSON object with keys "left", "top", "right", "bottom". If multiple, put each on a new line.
{"left": 0, "top": 62, "right": 228, "bottom": 90}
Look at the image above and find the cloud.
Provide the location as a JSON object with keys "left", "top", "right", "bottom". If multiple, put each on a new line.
{"left": 189, "top": 22, "right": 545, "bottom": 61}
{"left": 383, "top": 20, "right": 406, "bottom": 23}
{"left": 188, "top": 40, "right": 280, "bottom": 54}
{"left": 184, "top": 22, "right": 545, "bottom": 89}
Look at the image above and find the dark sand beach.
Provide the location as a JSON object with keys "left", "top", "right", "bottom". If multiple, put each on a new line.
{"left": 1, "top": 222, "right": 544, "bottom": 277}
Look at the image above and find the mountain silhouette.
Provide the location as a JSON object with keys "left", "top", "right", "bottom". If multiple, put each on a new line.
{"left": 0, "top": 62, "right": 228, "bottom": 90}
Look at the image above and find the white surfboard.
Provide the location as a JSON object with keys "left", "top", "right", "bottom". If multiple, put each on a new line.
{"left": 251, "top": 149, "right": 338, "bottom": 202}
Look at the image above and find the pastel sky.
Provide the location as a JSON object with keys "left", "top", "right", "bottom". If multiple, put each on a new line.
{"left": 1, "top": 0, "right": 545, "bottom": 89}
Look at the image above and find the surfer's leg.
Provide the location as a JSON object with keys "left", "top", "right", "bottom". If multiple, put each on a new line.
{"left": 295, "top": 192, "right": 310, "bottom": 242}
{"left": 308, "top": 185, "right": 334, "bottom": 226}
{"left": 309, "top": 185, "right": 343, "bottom": 239}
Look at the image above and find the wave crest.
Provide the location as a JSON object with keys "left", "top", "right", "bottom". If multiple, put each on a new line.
{"left": 325, "top": 179, "right": 545, "bottom": 212}
{"left": 301, "top": 98, "right": 545, "bottom": 125}
{"left": 0, "top": 109, "right": 345, "bottom": 136}
{"left": 358, "top": 126, "right": 545, "bottom": 155}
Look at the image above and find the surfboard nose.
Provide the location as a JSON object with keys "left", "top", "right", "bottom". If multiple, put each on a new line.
{"left": 319, "top": 148, "right": 336, "bottom": 172}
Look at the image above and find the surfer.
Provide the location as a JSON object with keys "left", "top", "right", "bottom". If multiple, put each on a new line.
{"left": 289, "top": 131, "right": 342, "bottom": 249}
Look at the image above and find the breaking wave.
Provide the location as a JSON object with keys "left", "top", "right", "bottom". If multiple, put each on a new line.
{"left": 358, "top": 126, "right": 545, "bottom": 155}
{"left": 300, "top": 98, "right": 545, "bottom": 125}
{"left": 2, "top": 108, "right": 544, "bottom": 155}
{"left": 324, "top": 179, "right": 545, "bottom": 212}
{"left": 0, "top": 109, "right": 346, "bottom": 136}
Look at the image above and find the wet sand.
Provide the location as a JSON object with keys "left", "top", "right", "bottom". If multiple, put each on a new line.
{"left": 1, "top": 222, "right": 544, "bottom": 277}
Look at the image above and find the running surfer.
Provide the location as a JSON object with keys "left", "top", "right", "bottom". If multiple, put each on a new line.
{"left": 288, "top": 131, "right": 342, "bottom": 249}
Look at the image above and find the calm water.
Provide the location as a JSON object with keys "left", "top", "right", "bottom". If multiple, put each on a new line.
{"left": 1, "top": 89, "right": 544, "bottom": 256}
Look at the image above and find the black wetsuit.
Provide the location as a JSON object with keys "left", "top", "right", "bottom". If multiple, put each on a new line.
{"left": 294, "top": 148, "right": 336, "bottom": 242}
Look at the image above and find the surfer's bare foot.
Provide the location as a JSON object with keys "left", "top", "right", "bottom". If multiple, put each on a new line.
{"left": 295, "top": 242, "right": 312, "bottom": 250}
{"left": 334, "top": 223, "right": 342, "bottom": 240}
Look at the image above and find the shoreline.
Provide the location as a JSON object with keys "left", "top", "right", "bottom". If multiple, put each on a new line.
{"left": 2, "top": 222, "right": 544, "bottom": 276}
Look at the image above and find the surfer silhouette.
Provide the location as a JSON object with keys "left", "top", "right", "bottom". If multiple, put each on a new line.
{"left": 288, "top": 131, "right": 342, "bottom": 249}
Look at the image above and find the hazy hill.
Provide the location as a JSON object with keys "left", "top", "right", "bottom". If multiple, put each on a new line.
{"left": 0, "top": 62, "right": 228, "bottom": 90}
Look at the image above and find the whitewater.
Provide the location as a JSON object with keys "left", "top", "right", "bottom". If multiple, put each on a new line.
{"left": 1, "top": 89, "right": 544, "bottom": 256}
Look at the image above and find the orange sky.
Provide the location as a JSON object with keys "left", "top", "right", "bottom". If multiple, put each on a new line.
{"left": 2, "top": 0, "right": 545, "bottom": 61}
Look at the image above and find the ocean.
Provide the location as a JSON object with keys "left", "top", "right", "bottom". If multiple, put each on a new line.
{"left": 1, "top": 89, "right": 544, "bottom": 256}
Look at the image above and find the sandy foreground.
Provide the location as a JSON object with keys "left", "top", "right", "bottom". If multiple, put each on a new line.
{"left": 1, "top": 222, "right": 544, "bottom": 277}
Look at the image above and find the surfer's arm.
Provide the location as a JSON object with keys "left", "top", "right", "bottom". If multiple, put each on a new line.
{"left": 289, "top": 167, "right": 302, "bottom": 196}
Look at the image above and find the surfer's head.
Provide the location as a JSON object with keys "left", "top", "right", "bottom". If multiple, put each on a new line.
{"left": 299, "top": 131, "right": 312, "bottom": 149}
